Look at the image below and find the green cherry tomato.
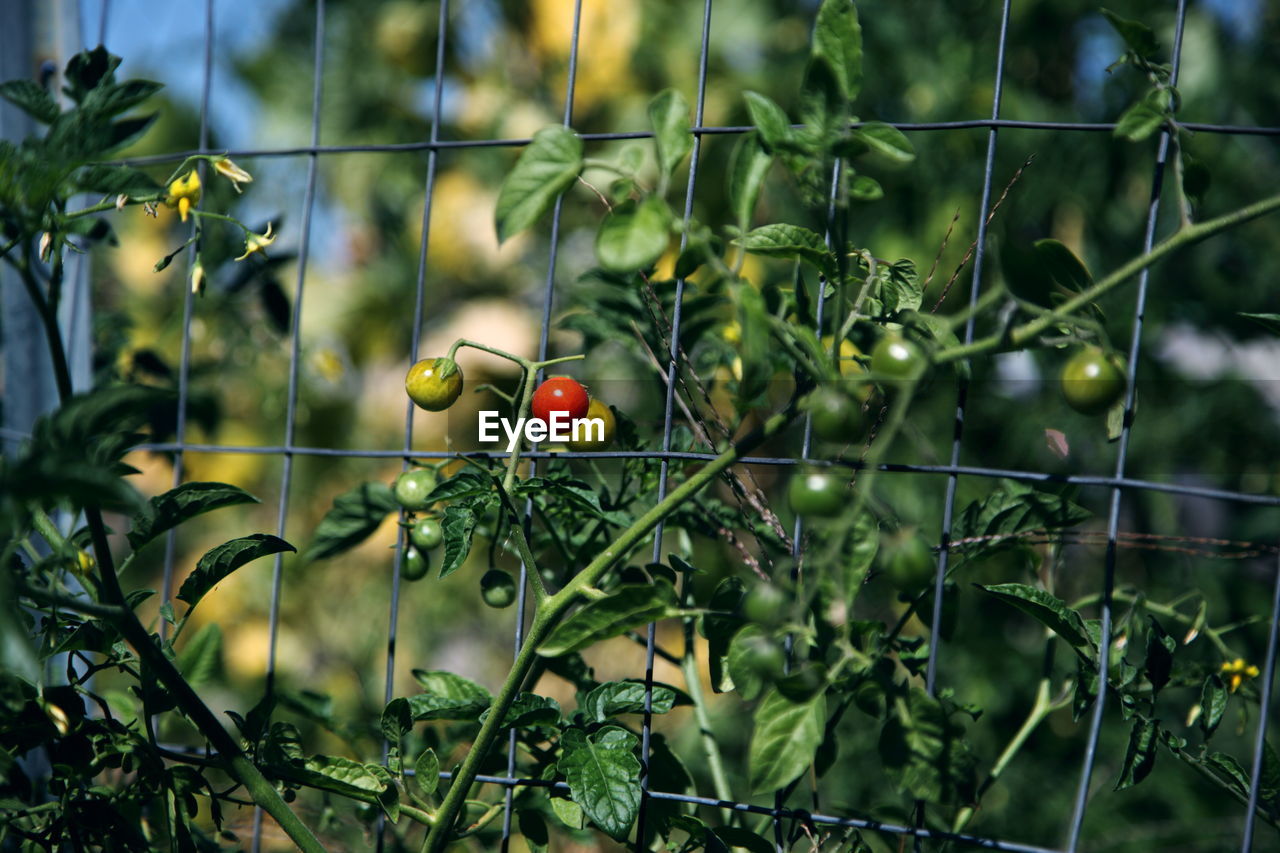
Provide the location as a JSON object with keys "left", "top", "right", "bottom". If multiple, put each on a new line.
{"left": 566, "top": 398, "right": 617, "bottom": 451}
{"left": 400, "top": 546, "right": 430, "bottom": 581}
{"left": 405, "top": 357, "right": 464, "bottom": 411}
{"left": 870, "top": 333, "right": 927, "bottom": 382}
{"left": 738, "top": 634, "right": 786, "bottom": 680}
{"left": 788, "top": 468, "right": 846, "bottom": 518}
{"left": 741, "top": 583, "right": 788, "bottom": 626}
{"left": 410, "top": 517, "right": 444, "bottom": 551}
{"left": 1060, "top": 347, "right": 1126, "bottom": 415}
{"left": 480, "top": 569, "right": 517, "bottom": 608}
{"left": 881, "top": 531, "right": 935, "bottom": 593}
{"left": 805, "top": 385, "right": 865, "bottom": 443}
{"left": 393, "top": 468, "right": 438, "bottom": 512}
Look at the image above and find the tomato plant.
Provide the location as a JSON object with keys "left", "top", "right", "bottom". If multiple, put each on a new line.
{"left": 870, "top": 332, "right": 927, "bottom": 382}
{"left": 1060, "top": 346, "right": 1126, "bottom": 414}
{"left": 531, "top": 375, "right": 590, "bottom": 424}
{"left": 406, "top": 356, "right": 464, "bottom": 411}
{"left": 399, "top": 546, "right": 430, "bottom": 581}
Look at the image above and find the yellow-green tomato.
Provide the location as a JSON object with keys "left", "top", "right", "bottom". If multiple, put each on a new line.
{"left": 1060, "top": 347, "right": 1125, "bottom": 414}
{"left": 410, "top": 517, "right": 444, "bottom": 550}
{"left": 566, "top": 398, "right": 617, "bottom": 452}
{"left": 405, "top": 357, "right": 463, "bottom": 411}
{"left": 393, "top": 468, "right": 438, "bottom": 511}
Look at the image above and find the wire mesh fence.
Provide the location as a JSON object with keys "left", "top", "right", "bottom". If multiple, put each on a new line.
{"left": 5, "top": 0, "right": 1280, "bottom": 850}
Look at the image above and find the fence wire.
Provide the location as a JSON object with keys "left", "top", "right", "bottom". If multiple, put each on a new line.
{"left": 53, "top": 0, "right": 1280, "bottom": 851}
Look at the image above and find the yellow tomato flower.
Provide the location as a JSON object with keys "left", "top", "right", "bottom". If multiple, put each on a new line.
{"left": 1221, "top": 658, "right": 1260, "bottom": 693}
{"left": 234, "top": 222, "right": 276, "bottom": 261}
{"left": 190, "top": 257, "right": 206, "bottom": 296}
{"left": 164, "top": 170, "right": 201, "bottom": 222}
{"left": 212, "top": 156, "right": 253, "bottom": 192}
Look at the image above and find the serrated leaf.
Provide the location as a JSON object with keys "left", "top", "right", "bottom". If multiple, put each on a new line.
{"left": 649, "top": 89, "right": 693, "bottom": 179}
{"left": 727, "top": 131, "right": 772, "bottom": 227}
{"left": 976, "top": 583, "right": 1095, "bottom": 658}
{"left": 62, "top": 47, "right": 121, "bottom": 102}
{"left": 176, "top": 623, "right": 222, "bottom": 687}
{"left": 595, "top": 196, "right": 670, "bottom": 273}
{"left": 177, "top": 535, "right": 294, "bottom": 607}
{"left": 495, "top": 125, "right": 583, "bottom": 243}
{"left": 849, "top": 122, "right": 914, "bottom": 165}
{"left": 557, "top": 726, "right": 641, "bottom": 840}
{"left": 1200, "top": 674, "right": 1228, "bottom": 741}
{"left": 438, "top": 500, "right": 482, "bottom": 578}
{"left": 749, "top": 688, "right": 826, "bottom": 793}
{"left": 303, "top": 482, "right": 398, "bottom": 562}
{"left": 426, "top": 469, "right": 493, "bottom": 503}
{"left": 538, "top": 582, "right": 681, "bottom": 657}
{"left": 298, "top": 754, "right": 391, "bottom": 800}
{"left": 0, "top": 80, "right": 60, "bottom": 124}
{"left": 128, "top": 482, "right": 258, "bottom": 550}
{"left": 878, "top": 688, "right": 975, "bottom": 803}
{"left": 1206, "top": 751, "right": 1251, "bottom": 798}
{"left": 580, "top": 681, "right": 677, "bottom": 723}
{"left": 1101, "top": 8, "right": 1159, "bottom": 58}
{"left": 811, "top": 0, "right": 863, "bottom": 101}
{"left": 1115, "top": 717, "right": 1158, "bottom": 791}
{"left": 954, "top": 479, "right": 1091, "bottom": 543}
{"left": 406, "top": 670, "right": 493, "bottom": 720}
{"left": 799, "top": 57, "right": 846, "bottom": 148}
{"left": 479, "top": 692, "right": 561, "bottom": 728}
{"left": 743, "top": 91, "right": 794, "bottom": 152}
{"left": 733, "top": 223, "right": 834, "bottom": 278}
{"left": 1114, "top": 90, "right": 1169, "bottom": 142}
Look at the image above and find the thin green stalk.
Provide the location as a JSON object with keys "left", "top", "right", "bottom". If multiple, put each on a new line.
{"left": 680, "top": 653, "right": 734, "bottom": 804}
{"left": 933, "top": 191, "right": 1280, "bottom": 365}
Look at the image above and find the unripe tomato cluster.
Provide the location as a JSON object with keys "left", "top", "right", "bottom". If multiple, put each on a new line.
{"left": 393, "top": 468, "right": 443, "bottom": 581}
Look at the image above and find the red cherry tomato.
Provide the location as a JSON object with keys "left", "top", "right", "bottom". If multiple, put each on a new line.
{"left": 531, "top": 376, "right": 590, "bottom": 424}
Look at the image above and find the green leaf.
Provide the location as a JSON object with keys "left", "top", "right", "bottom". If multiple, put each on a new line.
{"left": 835, "top": 508, "right": 878, "bottom": 609}
{"left": 495, "top": 125, "right": 584, "bottom": 243}
{"left": 1143, "top": 617, "right": 1175, "bottom": 697}
{"left": 1033, "top": 239, "right": 1093, "bottom": 291}
{"left": 743, "top": 91, "right": 794, "bottom": 152}
{"left": 849, "top": 122, "right": 915, "bottom": 166}
{"left": 80, "top": 79, "right": 162, "bottom": 119}
{"left": 878, "top": 260, "right": 923, "bottom": 314}
{"left": 550, "top": 795, "right": 585, "bottom": 830}
{"left": 303, "top": 482, "right": 398, "bottom": 562}
{"left": 479, "top": 693, "right": 561, "bottom": 728}
{"left": 381, "top": 698, "right": 413, "bottom": 744}
{"left": 404, "top": 670, "right": 493, "bottom": 721}
{"left": 1200, "top": 674, "right": 1228, "bottom": 741}
{"left": 649, "top": 89, "right": 693, "bottom": 179}
{"left": 518, "top": 809, "right": 549, "bottom": 853}
{"left": 438, "top": 500, "right": 483, "bottom": 578}
{"left": 733, "top": 223, "right": 834, "bottom": 278}
{"left": 426, "top": 469, "right": 493, "bottom": 503}
{"left": 702, "top": 577, "right": 745, "bottom": 693}
{"left": 595, "top": 196, "right": 671, "bottom": 273}
{"left": 954, "top": 479, "right": 1091, "bottom": 542}
{"left": 1114, "top": 90, "right": 1169, "bottom": 142}
{"left": 1101, "top": 8, "right": 1159, "bottom": 59}
{"left": 176, "top": 623, "right": 222, "bottom": 687}
{"left": 70, "top": 164, "right": 160, "bottom": 197}
{"left": 734, "top": 280, "right": 771, "bottom": 405}
{"left": 811, "top": 0, "right": 863, "bottom": 101}
{"left": 1206, "top": 751, "right": 1251, "bottom": 799}
{"left": 0, "top": 80, "right": 59, "bottom": 124}
{"left": 1240, "top": 313, "right": 1280, "bottom": 336}
{"left": 581, "top": 681, "right": 677, "bottom": 722}
{"left": 62, "top": 47, "right": 122, "bottom": 102}
{"left": 727, "top": 131, "right": 772, "bottom": 226}
{"left": 1114, "top": 717, "right": 1158, "bottom": 791}
{"left": 297, "top": 754, "right": 392, "bottom": 800}
{"left": 713, "top": 827, "right": 776, "bottom": 853}
{"left": 558, "top": 726, "right": 641, "bottom": 840}
{"left": 412, "top": 747, "right": 439, "bottom": 797}
{"left": 177, "top": 535, "right": 294, "bottom": 608}
{"left": 725, "top": 624, "right": 770, "bottom": 702}
{"left": 848, "top": 175, "right": 883, "bottom": 201}
{"left": 878, "top": 688, "right": 976, "bottom": 803}
{"left": 749, "top": 688, "right": 826, "bottom": 793}
{"left": 538, "top": 582, "right": 681, "bottom": 657}
{"left": 799, "top": 57, "right": 846, "bottom": 148}
{"left": 976, "top": 583, "right": 1095, "bottom": 658}
{"left": 128, "top": 482, "right": 258, "bottom": 550}
{"left": 99, "top": 114, "right": 159, "bottom": 155}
